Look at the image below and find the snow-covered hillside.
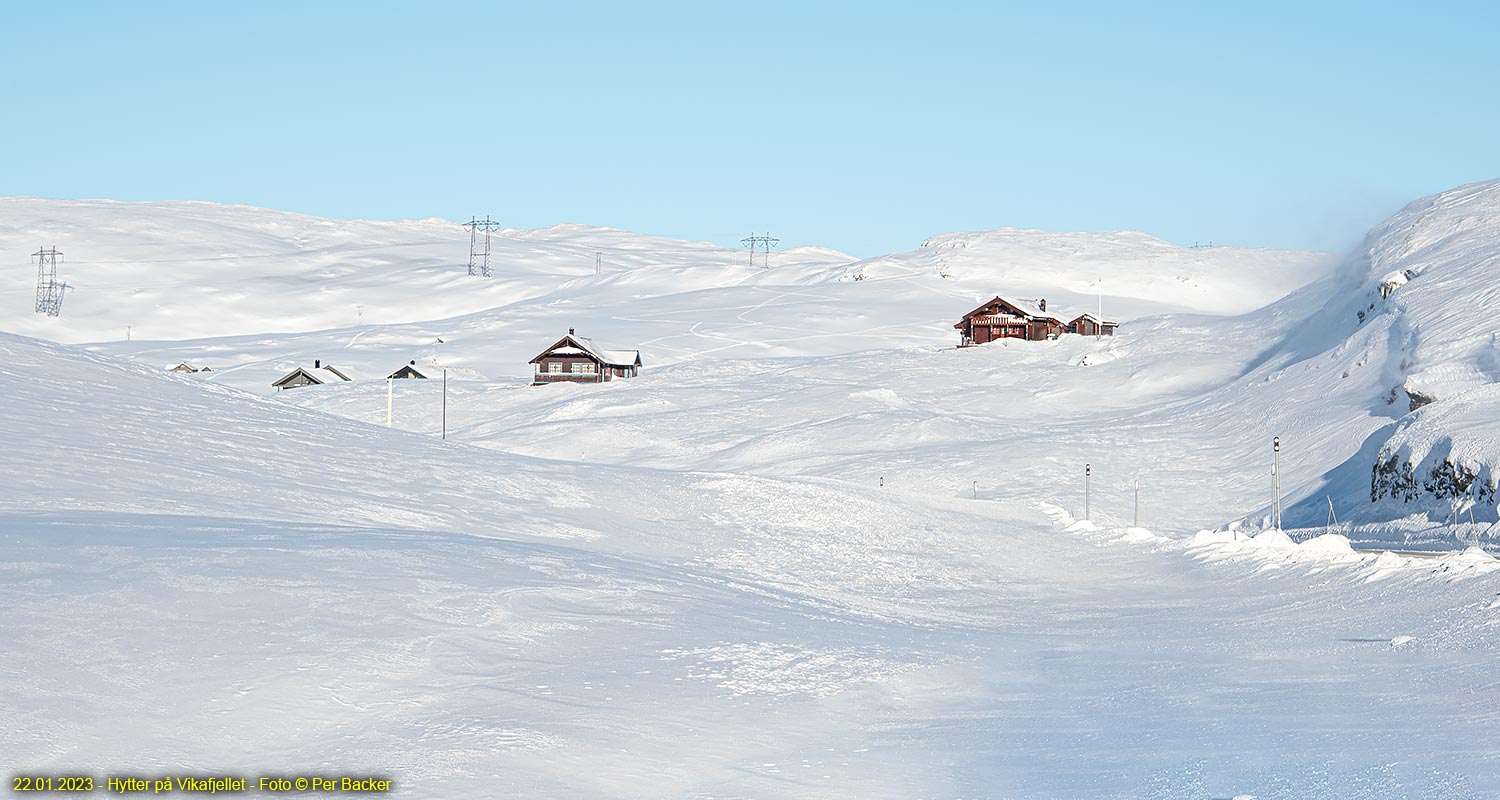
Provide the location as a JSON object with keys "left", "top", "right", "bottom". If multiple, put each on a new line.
{"left": 233, "top": 180, "right": 1500, "bottom": 551}
{"left": 8, "top": 186, "right": 1500, "bottom": 796}
{"left": 829, "top": 227, "right": 1331, "bottom": 315}
{"left": 1291, "top": 181, "right": 1500, "bottom": 535}
{"left": 0, "top": 197, "right": 854, "bottom": 344}
{"left": 5, "top": 330, "right": 1500, "bottom": 799}
{"left": 3, "top": 197, "right": 1335, "bottom": 385}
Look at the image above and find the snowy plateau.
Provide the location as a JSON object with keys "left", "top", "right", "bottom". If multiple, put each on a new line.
{"left": 5, "top": 182, "right": 1500, "bottom": 799}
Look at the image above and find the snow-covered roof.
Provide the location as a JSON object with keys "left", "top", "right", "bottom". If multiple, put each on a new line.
{"left": 530, "top": 333, "right": 642, "bottom": 367}
{"left": 962, "top": 295, "right": 1067, "bottom": 323}
{"left": 1069, "top": 312, "right": 1119, "bottom": 326}
{"left": 166, "top": 362, "right": 199, "bottom": 373}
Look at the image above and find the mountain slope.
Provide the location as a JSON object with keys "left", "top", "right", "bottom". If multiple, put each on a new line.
{"left": 4, "top": 332, "right": 1500, "bottom": 798}
{"left": 0, "top": 197, "right": 855, "bottom": 344}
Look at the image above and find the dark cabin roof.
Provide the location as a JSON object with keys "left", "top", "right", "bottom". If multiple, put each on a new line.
{"left": 1068, "top": 313, "right": 1119, "bottom": 326}
{"left": 529, "top": 333, "right": 642, "bottom": 368}
{"left": 386, "top": 362, "right": 430, "bottom": 379}
{"left": 272, "top": 367, "right": 324, "bottom": 388}
{"left": 271, "top": 364, "right": 353, "bottom": 389}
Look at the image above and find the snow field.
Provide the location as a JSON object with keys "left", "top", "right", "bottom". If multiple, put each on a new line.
{"left": 6, "top": 183, "right": 1500, "bottom": 796}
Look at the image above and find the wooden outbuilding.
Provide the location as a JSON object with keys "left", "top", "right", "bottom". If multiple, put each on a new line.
{"left": 955, "top": 296, "right": 1068, "bottom": 345}
{"left": 530, "top": 328, "right": 642, "bottom": 385}
{"left": 1067, "top": 313, "right": 1118, "bottom": 337}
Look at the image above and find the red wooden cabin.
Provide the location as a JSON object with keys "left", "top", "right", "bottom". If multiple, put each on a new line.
{"left": 530, "top": 328, "right": 642, "bottom": 385}
{"left": 1066, "top": 313, "right": 1118, "bottom": 336}
{"left": 955, "top": 296, "right": 1068, "bottom": 345}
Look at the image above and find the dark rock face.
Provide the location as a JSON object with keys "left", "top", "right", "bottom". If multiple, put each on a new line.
{"left": 1406, "top": 389, "right": 1437, "bottom": 413}
{"left": 1372, "top": 453, "right": 1497, "bottom": 508}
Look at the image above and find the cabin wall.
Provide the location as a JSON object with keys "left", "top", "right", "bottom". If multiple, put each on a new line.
{"left": 534, "top": 355, "right": 606, "bottom": 383}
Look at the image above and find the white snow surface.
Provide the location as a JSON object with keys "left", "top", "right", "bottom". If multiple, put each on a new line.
{"left": 5, "top": 189, "right": 1500, "bottom": 796}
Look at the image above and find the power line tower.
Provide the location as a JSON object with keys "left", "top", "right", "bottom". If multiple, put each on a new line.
{"left": 740, "top": 232, "right": 780, "bottom": 269}
{"left": 33, "top": 246, "right": 65, "bottom": 316}
{"left": 463, "top": 216, "right": 501, "bottom": 277}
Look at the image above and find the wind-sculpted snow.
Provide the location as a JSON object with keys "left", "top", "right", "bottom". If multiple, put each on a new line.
{"left": 8, "top": 187, "right": 1500, "bottom": 795}
{"left": 1274, "top": 179, "right": 1500, "bottom": 535}
{"left": 827, "top": 226, "right": 1333, "bottom": 314}
{"left": 249, "top": 180, "right": 1500, "bottom": 546}
{"left": 1339, "top": 179, "right": 1500, "bottom": 408}
{"left": 0, "top": 198, "right": 855, "bottom": 345}
{"left": 3, "top": 331, "right": 1500, "bottom": 797}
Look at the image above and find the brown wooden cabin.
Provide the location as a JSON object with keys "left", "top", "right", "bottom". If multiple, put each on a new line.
{"left": 1067, "top": 313, "right": 1118, "bottom": 336}
{"left": 955, "top": 296, "right": 1068, "bottom": 345}
{"left": 272, "top": 360, "right": 353, "bottom": 391}
{"left": 530, "top": 328, "right": 642, "bottom": 385}
{"left": 386, "top": 361, "right": 430, "bottom": 380}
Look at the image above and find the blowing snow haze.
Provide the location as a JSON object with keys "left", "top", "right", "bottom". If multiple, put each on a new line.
{"left": 6, "top": 181, "right": 1500, "bottom": 798}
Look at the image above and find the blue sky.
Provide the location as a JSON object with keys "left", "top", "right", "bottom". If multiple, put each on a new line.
{"left": 5, "top": 1, "right": 1499, "bottom": 257}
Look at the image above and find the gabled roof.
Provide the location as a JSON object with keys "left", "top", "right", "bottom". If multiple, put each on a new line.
{"left": 166, "top": 362, "right": 199, "bottom": 373}
{"left": 529, "top": 333, "right": 642, "bottom": 368}
{"left": 271, "top": 364, "right": 353, "bottom": 389}
{"left": 272, "top": 367, "right": 324, "bottom": 388}
{"left": 387, "top": 362, "right": 431, "bottom": 379}
{"left": 958, "top": 295, "right": 1067, "bottom": 324}
{"left": 1068, "top": 312, "right": 1119, "bottom": 326}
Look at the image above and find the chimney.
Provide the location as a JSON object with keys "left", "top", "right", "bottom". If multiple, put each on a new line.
{"left": 410, "top": 359, "right": 416, "bottom": 365}
{"left": 1038, "top": 298, "right": 1047, "bottom": 312}
{"left": 314, "top": 359, "right": 321, "bottom": 368}
{"left": 568, "top": 327, "right": 575, "bottom": 336}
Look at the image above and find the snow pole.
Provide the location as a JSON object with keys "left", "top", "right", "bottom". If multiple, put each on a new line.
{"left": 1134, "top": 480, "right": 1140, "bottom": 528}
{"left": 442, "top": 368, "right": 447, "bottom": 440}
{"left": 387, "top": 377, "right": 393, "bottom": 428}
{"left": 1272, "top": 436, "right": 1282, "bottom": 530}
{"left": 1085, "top": 463, "right": 1091, "bottom": 522}
{"left": 972, "top": 480, "right": 977, "bottom": 499}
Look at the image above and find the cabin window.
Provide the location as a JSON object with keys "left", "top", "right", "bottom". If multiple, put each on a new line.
{"left": 548, "top": 362, "right": 562, "bottom": 374}
{"left": 572, "top": 362, "right": 595, "bottom": 374}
